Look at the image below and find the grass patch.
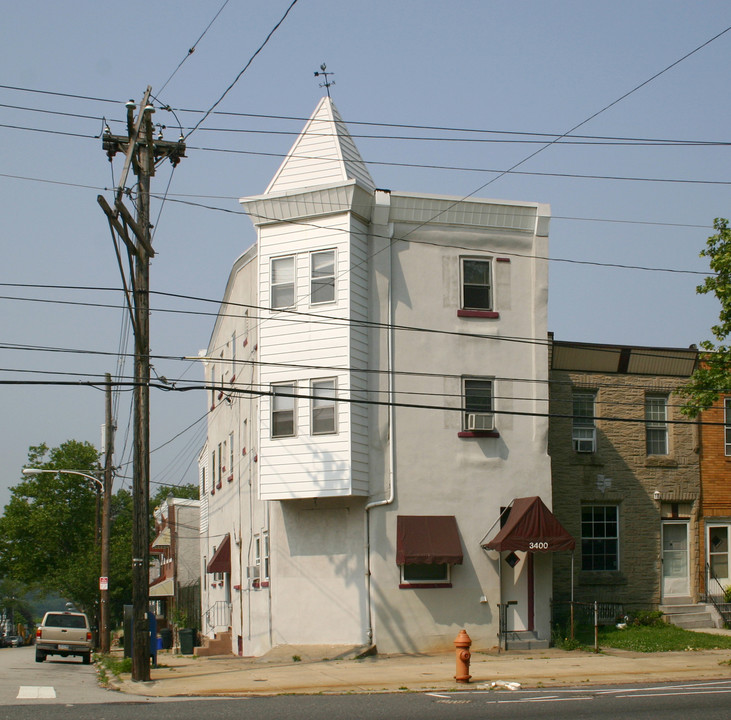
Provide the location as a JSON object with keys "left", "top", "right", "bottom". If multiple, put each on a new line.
{"left": 572, "top": 623, "right": 731, "bottom": 653}
{"left": 95, "top": 653, "right": 133, "bottom": 683}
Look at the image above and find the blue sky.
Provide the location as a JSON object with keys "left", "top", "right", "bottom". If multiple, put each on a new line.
{"left": 1, "top": 0, "right": 729, "bottom": 509}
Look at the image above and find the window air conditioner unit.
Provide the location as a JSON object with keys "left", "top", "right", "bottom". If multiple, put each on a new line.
{"left": 246, "top": 565, "right": 260, "bottom": 580}
{"left": 575, "top": 438, "right": 595, "bottom": 453}
{"left": 467, "top": 412, "right": 495, "bottom": 432}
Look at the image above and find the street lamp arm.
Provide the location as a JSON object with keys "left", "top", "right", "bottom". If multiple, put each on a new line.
{"left": 22, "top": 467, "right": 104, "bottom": 491}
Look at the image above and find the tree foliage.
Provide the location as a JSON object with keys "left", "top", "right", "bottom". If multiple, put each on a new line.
{"left": 0, "top": 441, "right": 101, "bottom": 612}
{"left": 680, "top": 218, "right": 731, "bottom": 417}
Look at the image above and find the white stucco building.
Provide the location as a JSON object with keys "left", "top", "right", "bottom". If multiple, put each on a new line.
{"left": 199, "top": 97, "right": 556, "bottom": 656}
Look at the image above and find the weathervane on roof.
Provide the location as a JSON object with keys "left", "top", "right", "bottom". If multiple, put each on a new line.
{"left": 314, "top": 63, "right": 335, "bottom": 98}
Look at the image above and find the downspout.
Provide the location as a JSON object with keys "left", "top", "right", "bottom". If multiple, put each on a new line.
{"left": 365, "top": 190, "right": 394, "bottom": 647}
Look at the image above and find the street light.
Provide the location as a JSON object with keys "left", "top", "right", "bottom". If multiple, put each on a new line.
{"left": 22, "top": 467, "right": 111, "bottom": 653}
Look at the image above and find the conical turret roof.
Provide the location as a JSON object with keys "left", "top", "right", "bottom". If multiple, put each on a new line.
{"left": 265, "top": 97, "right": 375, "bottom": 194}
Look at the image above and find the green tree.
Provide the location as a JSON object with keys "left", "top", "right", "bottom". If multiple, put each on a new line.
{"left": 0, "top": 441, "right": 101, "bottom": 612}
{"left": 680, "top": 218, "right": 731, "bottom": 417}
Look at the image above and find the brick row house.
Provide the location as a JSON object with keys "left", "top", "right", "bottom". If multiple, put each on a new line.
{"left": 198, "top": 96, "right": 560, "bottom": 656}
{"left": 546, "top": 339, "right": 730, "bottom": 627}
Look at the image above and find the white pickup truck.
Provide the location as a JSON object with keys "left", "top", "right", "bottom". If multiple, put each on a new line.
{"left": 35, "top": 611, "right": 93, "bottom": 664}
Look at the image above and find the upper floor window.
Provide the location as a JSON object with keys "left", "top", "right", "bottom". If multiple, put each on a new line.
{"left": 573, "top": 391, "right": 596, "bottom": 453}
{"left": 725, "top": 398, "right": 731, "bottom": 456}
{"left": 272, "top": 383, "right": 296, "bottom": 438}
{"left": 461, "top": 258, "right": 492, "bottom": 311}
{"left": 312, "top": 378, "right": 337, "bottom": 434}
{"left": 463, "top": 377, "right": 494, "bottom": 432}
{"left": 271, "top": 256, "right": 295, "bottom": 309}
{"left": 311, "top": 249, "right": 336, "bottom": 304}
{"left": 646, "top": 394, "right": 668, "bottom": 455}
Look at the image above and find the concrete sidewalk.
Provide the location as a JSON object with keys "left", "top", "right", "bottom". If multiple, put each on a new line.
{"left": 107, "top": 636, "right": 731, "bottom": 698}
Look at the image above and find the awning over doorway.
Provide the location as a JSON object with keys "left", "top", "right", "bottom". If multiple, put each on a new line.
{"left": 396, "top": 515, "right": 464, "bottom": 565}
{"left": 482, "top": 496, "right": 575, "bottom": 553}
{"left": 149, "top": 577, "right": 174, "bottom": 597}
{"left": 206, "top": 533, "right": 231, "bottom": 573}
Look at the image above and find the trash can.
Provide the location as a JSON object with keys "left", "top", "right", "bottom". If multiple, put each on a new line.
{"left": 160, "top": 628, "right": 172, "bottom": 650}
{"left": 179, "top": 628, "right": 194, "bottom": 655}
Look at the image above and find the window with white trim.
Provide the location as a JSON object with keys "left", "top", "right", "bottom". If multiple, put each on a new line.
{"left": 312, "top": 378, "right": 337, "bottom": 434}
{"left": 271, "top": 256, "right": 295, "bottom": 309}
{"left": 581, "top": 504, "right": 619, "bottom": 571}
{"left": 463, "top": 377, "right": 494, "bottom": 431}
{"left": 572, "top": 391, "right": 596, "bottom": 453}
{"left": 272, "top": 383, "right": 296, "bottom": 438}
{"left": 725, "top": 398, "right": 731, "bottom": 456}
{"left": 646, "top": 394, "right": 668, "bottom": 455}
{"left": 229, "top": 432, "right": 234, "bottom": 479}
{"left": 461, "top": 257, "right": 492, "bottom": 311}
{"left": 311, "top": 249, "right": 335, "bottom": 304}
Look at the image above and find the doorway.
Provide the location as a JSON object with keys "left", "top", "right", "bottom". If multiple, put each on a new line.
{"left": 661, "top": 521, "right": 689, "bottom": 599}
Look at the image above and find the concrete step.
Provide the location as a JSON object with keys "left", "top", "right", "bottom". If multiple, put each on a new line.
{"left": 194, "top": 630, "right": 232, "bottom": 657}
{"left": 504, "top": 631, "right": 549, "bottom": 651}
{"left": 660, "top": 604, "right": 715, "bottom": 630}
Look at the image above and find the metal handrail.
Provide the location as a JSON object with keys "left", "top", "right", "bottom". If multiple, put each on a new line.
{"left": 705, "top": 562, "right": 731, "bottom": 626}
{"left": 204, "top": 600, "right": 232, "bottom": 632}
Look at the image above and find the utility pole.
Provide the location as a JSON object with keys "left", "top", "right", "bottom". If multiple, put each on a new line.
{"left": 100, "top": 373, "right": 114, "bottom": 654}
{"left": 99, "top": 88, "right": 185, "bottom": 681}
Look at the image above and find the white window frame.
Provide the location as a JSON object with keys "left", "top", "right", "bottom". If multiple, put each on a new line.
{"left": 581, "top": 504, "right": 619, "bottom": 572}
{"left": 461, "top": 257, "right": 493, "bottom": 311}
{"left": 270, "top": 255, "right": 295, "bottom": 309}
{"left": 271, "top": 382, "right": 296, "bottom": 438}
{"left": 311, "top": 378, "right": 337, "bottom": 435}
{"left": 725, "top": 398, "right": 731, "bottom": 456}
{"left": 463, "top": 377, "right": 494, "bottom": 431}
{"left": 646, "top": 394, "right": 669, "bottom": 455}
{"left": 572, "top": 391, "right": 596, "bottom": 453}
{"left": 229, "top": 432, "right": 234, "bottom": 479}
{"left": 310, "top": 249, "right": 336, "bottom": 305}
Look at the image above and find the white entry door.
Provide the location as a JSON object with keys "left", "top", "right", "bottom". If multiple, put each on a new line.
{"left": 662, "top": 521, "right": 689, "bottom": 599}
{"left": 708, "top": 524, "right": 730, "bottom": 589}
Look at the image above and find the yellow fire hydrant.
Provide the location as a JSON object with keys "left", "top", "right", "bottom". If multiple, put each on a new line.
{"left": 454, "top": 629, "right": 472, "bottom": 683}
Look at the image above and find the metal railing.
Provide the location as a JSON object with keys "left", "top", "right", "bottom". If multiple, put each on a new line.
{"left": 704, "top": 562, "right": 731, "bottom": 626}
{"left": 204, "top": 600, "right": 232, "bottom": 632}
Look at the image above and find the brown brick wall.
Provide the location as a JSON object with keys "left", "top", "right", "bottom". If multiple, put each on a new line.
{"left": 550, "top": 370, "right": 700, "bottom": 612}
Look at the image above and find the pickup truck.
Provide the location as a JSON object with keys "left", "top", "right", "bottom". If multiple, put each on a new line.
{"left": 35, "top": 611, "right": 92, "bottom": 664}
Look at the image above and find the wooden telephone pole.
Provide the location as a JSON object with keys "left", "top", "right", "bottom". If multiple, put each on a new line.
{"left": 99, "top": 87, "right": 185, "bottom": 681}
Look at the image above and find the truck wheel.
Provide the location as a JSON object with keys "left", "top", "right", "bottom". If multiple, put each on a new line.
{"left": 35, "top": 650, "right": 46, "bottom": 663}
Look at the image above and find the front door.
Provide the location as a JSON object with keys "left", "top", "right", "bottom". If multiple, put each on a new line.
{"left": 662, "top": 521, "right": 689, "bottom": 598}
{"left": 708, "top": 524, "right": 730, "bottom": 589}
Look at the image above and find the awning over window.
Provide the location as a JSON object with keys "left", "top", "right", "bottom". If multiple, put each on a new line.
{"left": 397, "top": 515, "right": 464, "bottom": 565}
{"left": 151, "top": 526, "right": 171, "bottom": 548}
{"left": 149, "top": 577, "right": 174, "bottom": 597}
{"left": 482, "top": 496, "right": 575, "bottom": 553}
{"left": 206, "top": 533, "right": 231, "bottom": 573}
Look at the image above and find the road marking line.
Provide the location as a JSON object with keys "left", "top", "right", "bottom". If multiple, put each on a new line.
{"left": 17, "top": 686, "right": 56, "bottom": 699}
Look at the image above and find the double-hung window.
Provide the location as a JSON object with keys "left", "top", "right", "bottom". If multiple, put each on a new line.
{"left": 461, "top": 258, "right": 492, "bottom": 311}
{"left": 725, "top": 398, "right": 731, "bottom": 456}
{"left": 463, "top": 377, "right": 494, "bottom": 432}
{"left": 646, "top": 394, "right": 668, "bottom": 455}
{"left": 271, "top": 383, "right": 296, "bottom": 438}
{"left": 311, "top": 249, "right": 335, "bottom": 304}
{"left": 312, "top": 378, "right": 337, "bottom": 434}
{"left": 271, "top": 256, "right": 295, "bottom": 309}
{"left": 581, "top": 505, "right": 619, "bottom": 571}
{"left": 572, "top": 392, "right": 596, "bottom": 453}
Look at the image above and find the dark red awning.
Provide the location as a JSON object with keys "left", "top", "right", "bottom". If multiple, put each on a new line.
{"left": 483, "top": 497, "right": 575, "bottom": 553}
{"left": 206, "top": 533, "right": 231, "bottom": 573}
{"left": 396, "top": 515, "right": 463, "bottom": 565}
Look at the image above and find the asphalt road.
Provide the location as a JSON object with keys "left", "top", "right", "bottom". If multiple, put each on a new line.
{"left": 1, "top": 645, "right": 731, "bottom": 719}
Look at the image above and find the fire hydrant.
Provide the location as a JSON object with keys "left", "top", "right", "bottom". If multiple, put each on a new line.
{"left": 454, "top": 629, "right": 472, "bottom": 683}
